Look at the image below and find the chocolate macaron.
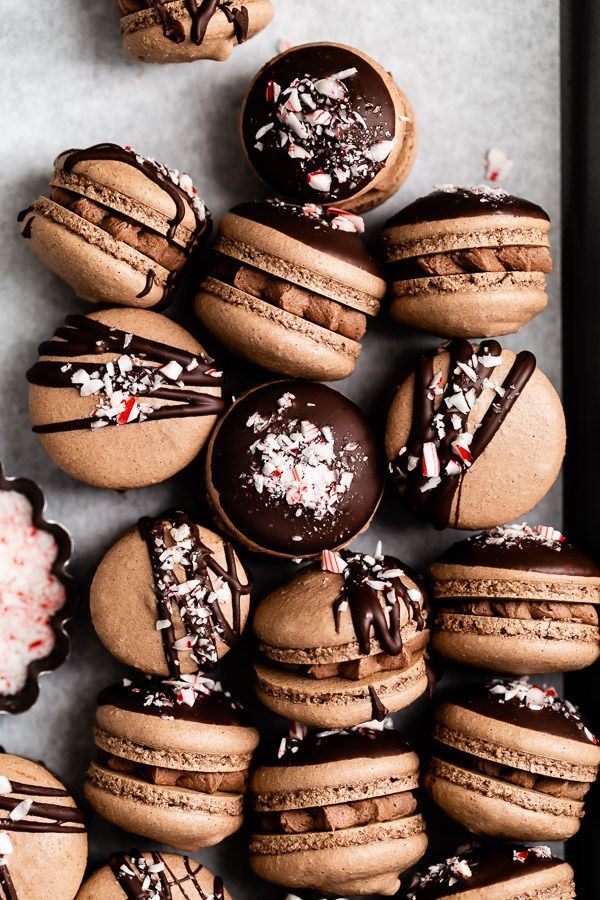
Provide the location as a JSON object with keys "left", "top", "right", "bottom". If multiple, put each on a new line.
{"left": 253, "top": 545, "right": 429, "bottom": 727}
{"left": 380, "top": 185, "right": 552, "bottom": 338}
{"left": 385, "top": 338, "right": 565, "bottom": 530}
{"left": 0, "top": 753, "right": 87, "bottom": 900}
{"left": 118, "top": 0, "right": 273, "bottom": 64}
{"left": 26, "top": 309, "right": 224, "bottom": 490}
{"left": 241, "top": 43, "right": 417, "bottom": 212}
{"left": 19, "top": 143, "right": 210, "bottom": 309}
{"left": 206, "top": 381, "right": 384, "bottom": 558}
{"left": 249, "top": 726, "right": 428, "bottom": 896}
{"left": 405, "top": 844, "right": 575, "bottom": 900}
{"left": 194, "top": 200, "right": 386, "bottom": 380}
{"left": 90, "top": 510, "right": 251, "bottom": 676}
{"left": 430, "top": 523, "right": 600, "bottom": 673}
{"left": 77, "top": 850, "right": 230, "bottom": 899}
{"left": 85, "top": 675, "right": 259, "bottom": 850}
{"left": 424, "top": 678, "right": 600, "bottom": 841}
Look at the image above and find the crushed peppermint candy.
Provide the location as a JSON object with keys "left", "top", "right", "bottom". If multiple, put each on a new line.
{"left": 486, "top": 677, "right": 598, "bottom": 743}
{"left": 105, "top": 674, "right": 244, "bottom": 721}
{"left": 122, "top": 144, "right": 208, "bottom": 225}
{"left": 468, "top": 523, "right": 566, "bottom": 550}
{"left": 276, "top": 719, "right": 396, "bottom": 761}
{"left": 485, "top": 147, "right": 514, "bottom": 182}
{"left": 0, "top": 490, "right": 67, "bottom": 697}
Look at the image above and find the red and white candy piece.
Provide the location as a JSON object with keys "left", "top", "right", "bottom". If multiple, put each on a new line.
{"left": 421, "top": 442, "right": 440, "bottom": 477}
{"left": 321, "top": 549, "right": 346, "bottom": 574}
{"left": 307, "top": 170, "right": 332, "bottom": 192}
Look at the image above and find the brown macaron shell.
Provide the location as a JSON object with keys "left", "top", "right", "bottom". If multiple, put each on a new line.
{"left": 430, "top": 527, "right": 600, "bottom": 673}
{"left": 76, "top": 851, "right": 231, "bottom": 899}
{"left": 0, "top": 754, "right": 88, "bottom": 900}
{"left": 381, "top": 187, "right": 551, "bottom": 338}
{"left": 194, "top": 201, "right": 386, "bottom": 380}
{"left": 249, "top": 730, "right": 427, "bottom": 895}
{"left": 119, "top": 0, "right": 274, "bottom": 64}
{"left": 241, "top": 43, "right": 417, "bottom": 213}
{"left": 385, "top": 341, "right": 565, "bottom": 530}
{"left": 27, "top": 308, "right": 223, "bottom": 490}
{"left": 205, "top": 381, "right": 385, "bottom": 558}
{"left": 90, "top": 514, "right": 250, "bottom": 676}
{"left": 20, "top": 145, "right": 209, "bottom": 309}
{"left": 253, "top": 559, "right": 429, "bottom": 727}
{"left": 424, "top": 686, "right": 600, "bottom": 841}
{"left": 84, "top": 679, "right": 259, "bottom": 850}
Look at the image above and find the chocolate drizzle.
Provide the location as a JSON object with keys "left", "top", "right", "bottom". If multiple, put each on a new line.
{"left": 138, "top": 511, "right": 250, "bottom": 676}
{"left": 368, "top": 685, "right": 389, "bottom": 721}
{"left": 26, "top": 314, "right": 225, "bottom": 434}
{"left": 136, "top": 269, "right": 156, "bottom": 299}
{"left": 0, "top": 780, "right": 85, "bottom": 834}
{"left": 17, "top": 206, "right": 34, "bottom": 239}
{"left": 144, "top": 0, "right": 248, "bottom": 46}
{"left": 391, "top": 339, "right": 536, "bottom": 528}
{"left": 109, "top": 849, "right": 224, "bottom": 899}
{"left": 0, "top": 864, "right": 17, "bottom": 900}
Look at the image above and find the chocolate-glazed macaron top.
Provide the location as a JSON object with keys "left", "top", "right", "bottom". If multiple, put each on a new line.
{"left": 449, "top": 678, "right": 598, "bottom": 745}
{"left": 406, "top": 844, "right": 564, "bottom": 898}
{"left": 242, "top": 43, "right": 397, "bottom": 204}
{"left": 385, "top": 185, "right": 549, "bottom": 228}
{"left": 437, "top": 523, "right": 600, "bottom": 577}
{"left": 230, "top": 199, "right": 379, "bottom": 274}
{"left": 209, "top": 381, "right": 384, "bottom": 555}
{"left": 97, "top": 675, "right": 248, "bottom": 727}
{"left": 268, "top": 726, "right": 412, "bottom": 769}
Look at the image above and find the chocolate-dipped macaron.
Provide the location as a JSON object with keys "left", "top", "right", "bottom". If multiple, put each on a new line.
{"left": 241, "top": 43, "right": 417, "bottom": 212}
{"left": 249, "top": 726, "right": 428, "bottom": 896}
{"left": 84, "top": 676, "right": 259, "bottom": 850}
{"left": 385, "top": 339, "right": 565, "bottom": 530}
{"left": 380, "top": 185, "right": 552, "bottom": 338}
{"left": 424, "top": 678, "right": 600, "bottom": 841}
{"left": 194, "top": 200, "right": 386, "bottom": 380}
{"left": 206, "top": 381, "right": 384, "bottom": 558}
{"left": 19, "top": 143, "right": 210, "bottom": 309}
{"left": 253, "top": 545, "right": 429, "bottom": 727}
{"left": 26, "top": 309, "right": 224, "bottom": 490}
{"left": 90, "top": 511, "right": 251, "bottom": 676}
{"left": 405, "top": 844, "right": 575, "bottom": 900}
{"left": 430, "top": 523, "right": 600, "bottom": 673}
{"left": 0, "top": 753, "right": 87, "bottom": 900}
{"left": 77, "top": 850, "right": 230, "bottom": 899}
{"left": 118, "top": 0, "right": 273, "bottom": 64}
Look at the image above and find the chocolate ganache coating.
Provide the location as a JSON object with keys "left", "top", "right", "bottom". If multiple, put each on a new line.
{"left": 209, "top": 381, "right": 384, "bottom": 555}
{"left": 97, "top": 676, "right": 248, "bottom": 726}
{"left": 242, "top": 44, "right": 397, "bottom": 204}
{"left": 385, "top": 186, "right": 550, "bottom": 229}
{"left": 406, "top": 844, "right": 563, "bottom": 898}
{"left": 448, "top": 679, "right": 598, "bottom": 745}
{"left": 229, "top": 200, "right": 380, "bottom": 275}
{"left": 267, "top": 727, "right": 411, "bottom": 769}
{"left": 437, "top": 525, "right": 600, "bottom": 577}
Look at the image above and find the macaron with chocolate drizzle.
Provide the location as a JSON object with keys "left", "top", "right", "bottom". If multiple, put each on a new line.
{"left": 241, "top": 43, "right": 417, "bottom": 213}
{"left": 424, "top": 677, "right": 600, "bottom": 841}
{"left": 253, "top": 544, "right": 429, "bottom": 727}
{"left": 0, "top": 753, "right": 88, "bottom": 900}
{"left": 404, "top": 844, "right": 575, "bottom": 900}
{"left": 18, "top": 142, "right": 210, "bottom": 309}
{"left": 84, "top": 675, "right": 259, "bottom": 850}
{"left": 118, "top": 0, "right": 274, "bottom": 64}
{"left": 194, "top": 200, "right": 386, "bottom": 380}
{"left": 77, "top": 850, "right": 230, "bottom": 899}
{"left": 90, "top": 510, "right": 251, "bottom": 675}
{"left": 26, "top": 308, "right": 224, "bottom": 490}
{"left": 430, "top": 523, "right": 600, "bottom": 674}
{"left": 206, "top": 381, "right": 384, "bottom": 558}
{"left": 249, "top": 724, "right": 427, "bottom": 896}
{"left": 380, "top": 185, "right": 552, "bottom": 338}
{"left": 385, "top": 338, "right": 565, "bottom": 530}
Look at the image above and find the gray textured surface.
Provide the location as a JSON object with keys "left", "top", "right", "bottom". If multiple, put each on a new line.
{"left": 0, "top": 1, "right": 561, "bottom": 896}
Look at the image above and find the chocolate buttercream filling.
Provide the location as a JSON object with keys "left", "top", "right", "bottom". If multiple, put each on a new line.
{"left": 433, "top": 742, "right": 590, "bottom": 800}
{"left": 258, "top": 789, "right": 417, "bottom": 835}
{"left": 280, "top": 639, "right": 427, "bottom": 681}
{"left": 388, "top": 245, "right": 552, "bottom": 282}
{"left": 438, "top": 599, "right": 599, "bottom": 625}
{"left": 102, "top": 752, "right": 247, "bottom": 794}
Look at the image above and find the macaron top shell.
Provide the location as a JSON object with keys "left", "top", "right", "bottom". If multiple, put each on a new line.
{"left": 76, "top": 849, "right": 230, "bottom": 899}
{"left": 405, "top": 844, "right": 571, "bottom": 899}
{"left": 207, "top": 381, "right": 384, "bottom": 556}
{"left": 242, "top": 43, "right": 402, "bottom": 205}
{"left": 386, "top": 186, "right": 549, "bottom": 229}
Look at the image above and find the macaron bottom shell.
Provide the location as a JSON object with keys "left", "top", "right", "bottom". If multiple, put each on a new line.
{"left": 249, "top": 817, "right": 428, "bottom": 895}
{"left": 84, "top": 764, "right": 243, "bottom": 850}
{"left": 254, "top": 655, "right": 428, "bottom": 728}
